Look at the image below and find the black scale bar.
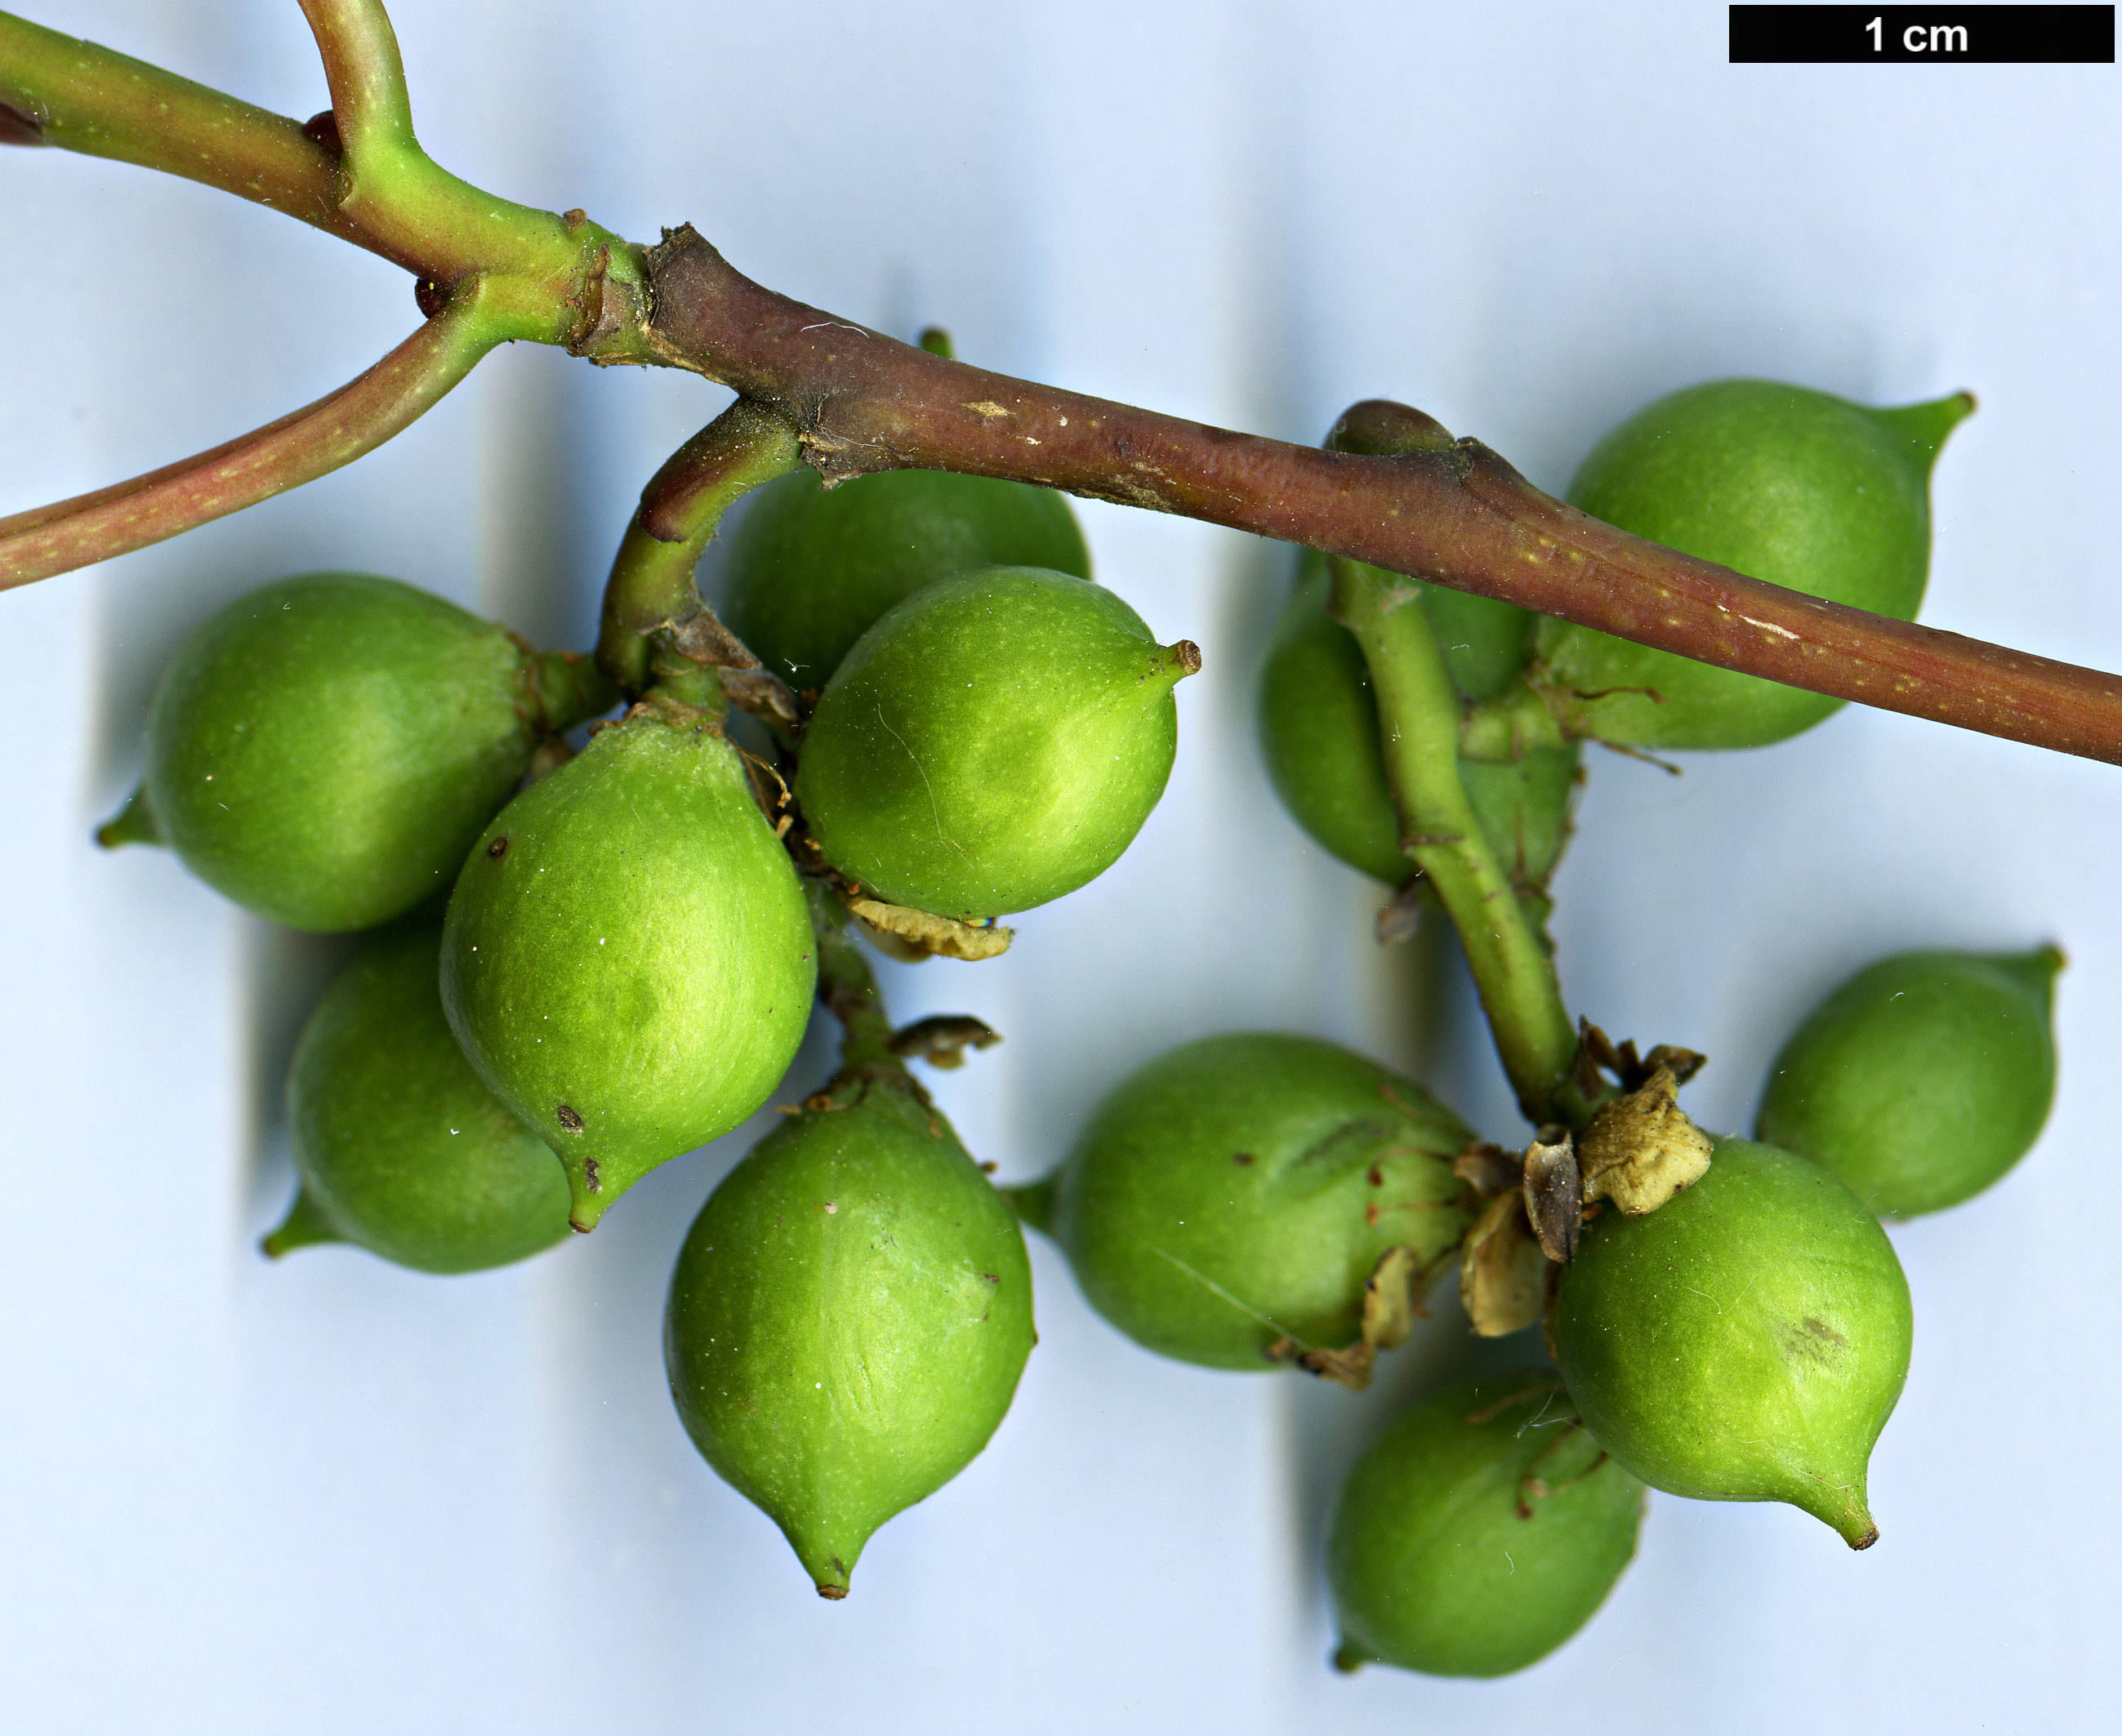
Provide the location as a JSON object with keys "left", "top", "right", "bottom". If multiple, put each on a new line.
{"left": 1731, "top": 6, "right": 2115, "bottom": 63}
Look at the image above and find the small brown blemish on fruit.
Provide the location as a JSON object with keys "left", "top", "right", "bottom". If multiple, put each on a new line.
{"left": 487, "top": 835, "right": 510, "bottom": 860}
{"left": 556, "top": 1103, "right": 584, "bottom": 1133}
{"left": 583, "top": 1158, "right": 601, "bottom": 1193}
{"left": 1782, "top": 1315, "right": 1850, "bottom": 1369}
{"left": 1232, "top": 1151, "right": 1255, "bottom": 1166}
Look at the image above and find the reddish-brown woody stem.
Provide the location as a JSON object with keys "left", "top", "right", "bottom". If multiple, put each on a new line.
{"left": 644, "top": 226, "right": 2122, "bottom": 766}
{"left": 10, "top": 6, "right": 2121, "bottom": 767}
{"left": 0, "top": 296, "right": 498, "bottom": 589}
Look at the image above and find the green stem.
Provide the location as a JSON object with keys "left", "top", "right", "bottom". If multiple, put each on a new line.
{"left": 0, "top": 9, "right": 422, "bottom": 271}
{"left": 641, "top": 654, "right": 726, "bottom": 718}
{"left": 0, "top": 281, "right": 506, "bottom": 590}
{"left": 1323, "top": 403, "right": 1581, "bottom": 1122}
{"left": 808, "top": 884, "right": 904, "bottom": 1075}
{"left": 1331, "top": 552, "right": 1579, "bottom": 1124}
{"left": 1459, "top": 678, "right": 1569, "bottom": 762}
{"left": 528, "top": 649, "right": 617, "bottom": 733}
{"left": 595, "top": 400, "right": 805, "bottom": 694}
{"left": 295, "top": 0, "right": 649, "bottom": 350}
{"left": 297, "top": 0, "right": 417, "bottom": 160}
{"left": 2, "top": 7, "right": 653, "bottom": 353}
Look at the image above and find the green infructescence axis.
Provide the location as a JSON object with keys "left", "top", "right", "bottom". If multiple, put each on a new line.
{"left": 1321, "top": 405, "right": 1580, "bottom": 1124}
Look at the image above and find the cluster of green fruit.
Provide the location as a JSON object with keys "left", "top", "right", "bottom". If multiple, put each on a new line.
{"left": 1010, "top": 915, "right": 2057, "bottom": 1677}
{"left": 1224, "top": 376, "right": 2053, "bottom": 1671}
{"left": 100, "top": 365, "right": 2062, "bottom": 1668}
{"left": 107, "top": 434, "right": 1199, "bottom": 1594}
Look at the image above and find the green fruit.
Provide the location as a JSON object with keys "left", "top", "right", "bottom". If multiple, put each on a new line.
{"left": 1019, "top": 1033, "right": 1473, "bottom": 1370}
{"left": 441, "top": 706, "right": 815, "bottom": 1231}
{"left": 794, "top": 567, "right": 1196, "bottom": 919}
{"left": 142, "top": 573, "right": 605, "bottom": 932}
{"left": 1552, "top": 1137, "right": 1913, "bottom": 1547}
{"left": 665, "top": 1079, "right": 1034, "bottom": 1599}
{"left": 720, "top": 466, "right": 1090, "bottom": 697}
{"left": 263, "top": 923, "right": 571, "bottom": 1273}
{"left": 1536, "top": 381, "right": 1972, "bottom": 750}
{"left": 1257, "top": 554, "right": 1577, "bottom": 892}
{"left": 1328, "top": 1373, "right": 1646, "bottom": 1678}
{"left": 1756, "top": 946, "right": 2062, "bottom": 1217}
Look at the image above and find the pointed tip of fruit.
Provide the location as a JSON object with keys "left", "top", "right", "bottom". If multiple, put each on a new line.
{"left": 2002, "top": 942, "right": 2068, "bottom": 1000}
{"left": 1808, "top": 1489, "right": 1879, "bottom": 1550}
{"left": 1788, "top": 1458, "right": 1879, "bottom": 1548}
{"left": 1001, "top": 1174, "right": 1058, "bottom": 1235}
{"left": 1867, "top": 389, "right": 1977, "bottom": 474}
{"left": 1331, "top": 1643, "right": 1368, "bottom": 1675}
{"left": 1957, "top": 943, "right": 2067, "bottom": 1023}
{"left": 261, "top": 1190, "right": 341, "bottom": 1259}
{"left": 798, "top": 1541, "right": 861, "bottom": 1600}
{"left": 95, "top": 783, "right": 163, "bottom": 851}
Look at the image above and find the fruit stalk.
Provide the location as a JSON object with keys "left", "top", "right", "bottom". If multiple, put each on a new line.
{"left": 527, "top": 648, "right": 619, "bottom": 733}
{"left": 595, "top": 401, "right": 806, "bottom": 695}
{"left": 1327, "top": 553, "right": 1579, "bottom": 1125}
{"left": 807, "top": 884, "right": 906, "bottom": 1076}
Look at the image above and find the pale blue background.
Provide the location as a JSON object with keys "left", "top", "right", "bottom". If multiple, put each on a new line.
{"left": 3, "top": 2, "right": 2118, "bottom": 1730}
